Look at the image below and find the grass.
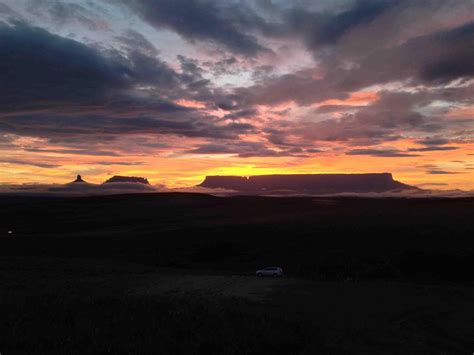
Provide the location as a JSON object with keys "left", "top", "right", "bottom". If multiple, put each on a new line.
{"left": 2, "top": 295, "right": 309, "bottom": 355}
{"left": 1, "top": 257, "right": 474, "bottom": 354}
{"left": 0, "top": 258, "right": 310, "bottom": 355}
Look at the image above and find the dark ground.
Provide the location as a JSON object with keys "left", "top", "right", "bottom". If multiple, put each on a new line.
{"left": 1, "top": 193, "right": 473, "bottom": 354}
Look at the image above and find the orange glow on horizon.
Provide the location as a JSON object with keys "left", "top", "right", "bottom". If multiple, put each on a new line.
{"left": 1, "top": 138, "right": 472, "bottom": 191}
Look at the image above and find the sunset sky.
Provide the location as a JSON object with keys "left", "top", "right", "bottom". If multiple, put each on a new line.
{"left": 0, "top": 0, "right": 473, "bottom": 189}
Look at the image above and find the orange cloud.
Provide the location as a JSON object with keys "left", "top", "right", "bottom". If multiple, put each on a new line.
{"left": 447, "top": 105, "right": 474, "bottom": 119}
{"left": 174, "top": 99, "right": 206, "bottom": 109}
{"left": 315, "top": 91, "right": 379, "bottom": 108}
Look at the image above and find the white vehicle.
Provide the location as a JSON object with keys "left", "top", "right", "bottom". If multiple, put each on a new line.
{"left": 256, "top": 267, "right": 284, "bottom": 277}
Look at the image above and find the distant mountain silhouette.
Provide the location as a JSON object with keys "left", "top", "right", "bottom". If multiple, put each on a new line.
{"left": 199, "top": 173, "right": 415, "bottom": 194}
{"left": 103, "top": 176, "right": 150, "bottom": 185}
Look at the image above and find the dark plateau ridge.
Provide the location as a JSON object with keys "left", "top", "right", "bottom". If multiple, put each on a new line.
{"left": 199, "top": 173, "right": 414, "bottom": 193}
{"left": 103, "top": 176, "right": 150, "bottom": 184}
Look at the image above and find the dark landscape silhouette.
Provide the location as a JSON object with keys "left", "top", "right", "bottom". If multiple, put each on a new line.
{"left": 1, "top": 188, "right": 473, "bottom": 354}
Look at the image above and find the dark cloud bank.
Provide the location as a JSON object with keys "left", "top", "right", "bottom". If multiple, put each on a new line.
{"left": 0, "top": 20, "right": 253, "bottom": 144}
{"left": 0, "top": 0, "right": 473, "bottom": 161}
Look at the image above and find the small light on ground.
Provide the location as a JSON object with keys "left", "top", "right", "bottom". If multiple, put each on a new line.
{"left": 8, "top": 230, "right": 13, "bottom": 234}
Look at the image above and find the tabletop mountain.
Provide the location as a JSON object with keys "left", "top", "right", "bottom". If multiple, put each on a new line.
{"left": 103, "top": 176, "right": 150, "bottom": 185}
{"left": 199, "top": 173, "right": 415, "bottom": 194}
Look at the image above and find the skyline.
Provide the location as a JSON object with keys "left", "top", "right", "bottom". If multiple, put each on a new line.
{"left": 0, "top": 0, "right": 473, "bottom": 190}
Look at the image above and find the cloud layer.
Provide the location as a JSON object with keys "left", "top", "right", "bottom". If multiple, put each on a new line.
{"left": 0, "top": 0, "right": 473, "bottom": 189}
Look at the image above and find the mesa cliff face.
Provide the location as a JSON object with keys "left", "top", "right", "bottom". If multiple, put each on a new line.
{"left": 199, "top": 173, "right": 414, "bottom": 193}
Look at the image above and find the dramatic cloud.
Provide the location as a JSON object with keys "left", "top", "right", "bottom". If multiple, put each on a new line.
{"left": 0, "top": 113, "right": 255, "bottom": 141}
{"left": 345, "top": 149, "right": 419, "bottom": 158}
{"left": 242, "top": 21, "right": 474, "bottom": 107}
{"left": 188, "top": 141, "right": 308, "bottom": 158}
{"left": 0, "top": 0, "right": 472, "bottom": 190}
{"left": 0, "top": 21, "right": 258, "bottom": 144}
{"left": 121, "top": 0, "right": 268, "bottom": 56}
{"left": 0, "top": 22, "right": 129, "bottom": 111}
{"left": 284, "top": 0, "right": 400, "bottom": 48}
{"left": 0, "top": 21, "right": 213, "bottom": 114}
{"left": 427, "top": 170, "right": 462, "bottom": 175}
{"left": 408, "top": 147, "right": 459, "bottom": 152}
{"left": 0, "top": 158, "right": 61, "bottom": 169}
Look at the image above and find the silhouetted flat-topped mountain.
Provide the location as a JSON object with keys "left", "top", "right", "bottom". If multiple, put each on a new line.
{"left": 199, "top": 173, "right": 415, "bottom": 194}
{"left": 103, "top": 176, "right": 150, "bottom": 185}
